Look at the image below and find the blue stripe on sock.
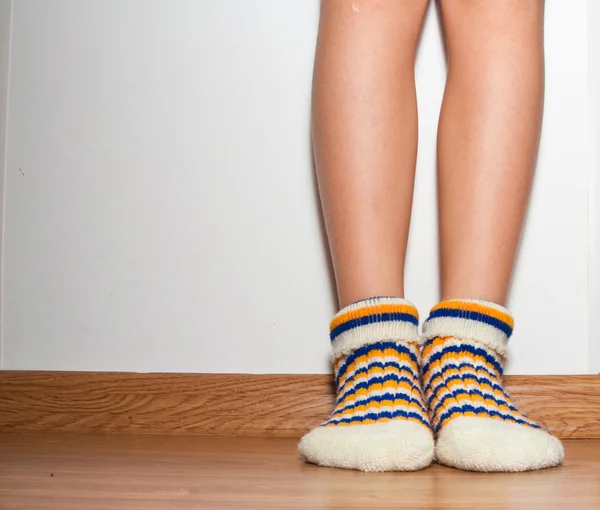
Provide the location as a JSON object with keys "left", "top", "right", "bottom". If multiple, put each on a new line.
{"left": 435, "top": 404, "right": 542, "bottom": 433}
{"left": 430, "top": 386, "right": 519, "bottom": 419}
{"left": 426, "top": 371, "right": 507, "bottom": 403}
{"left": 336, "top": 373, "right": 418, "bottom": 407}
{"left": 330, "top": 391, "right": 427, "bottom": 419}
{"left": 336, "top": 341, "right": 418, "bottom": 380}
{"left": 336, "top": 360, "right": 419, "bottom": 394}
{"left": 324, "top": 409, "right": 430, "bottom": 428}
{"left": 330, "top": 313, "right": 419, "bottom": 343}
{"left": 422, "top": 362, "right": 501, "bottom": 395}
{"left": 427, "top": 308, "right": 513, "bottom": 338}
{"left": 421, "top": 343, "right": 503, "bottom": 378}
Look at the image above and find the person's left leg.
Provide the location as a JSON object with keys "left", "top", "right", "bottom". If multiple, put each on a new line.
{"left": 422, "top": 0, "right": 564, "bottom": 472}
{"left": 436, "top": 0, "right": 544, "bottom": 305}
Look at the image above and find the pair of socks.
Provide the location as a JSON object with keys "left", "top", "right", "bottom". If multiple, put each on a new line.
{"left": 298, "top": 297, "right": 564, "bottom": 472}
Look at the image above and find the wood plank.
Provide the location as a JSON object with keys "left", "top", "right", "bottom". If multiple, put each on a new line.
{"left": 1, "top": 433, "right": 599, "bottom": 509}
{"left": 0, "top": 372, "right": 599, "bottom": 438}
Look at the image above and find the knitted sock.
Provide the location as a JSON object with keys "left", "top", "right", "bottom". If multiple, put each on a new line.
{"left": 421, "top": 299, "right": 564, "bottom": 472}
{"left": 298, "top": 297, "right": 434, "bottom": 472}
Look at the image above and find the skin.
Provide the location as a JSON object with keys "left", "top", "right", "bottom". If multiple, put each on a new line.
{"left": 313, "top": 0, "right": 545, "bottom": 308}
{"left": 313, "top": 0, "right": 429, "bottom": 307}
{"left": 437, "top": 0, "right": 545, "bottom": 304}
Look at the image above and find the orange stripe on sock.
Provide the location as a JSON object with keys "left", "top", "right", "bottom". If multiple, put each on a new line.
{"left": 430, "top": 300, "right": 514, "bottom": 330}
{"left": 330, "top": 303, "right": 418, "bottom": 331}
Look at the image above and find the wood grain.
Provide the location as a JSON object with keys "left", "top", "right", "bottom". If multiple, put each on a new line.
{"left": 1, "top": 433, "right": 599, "bottom": 509}
{"left": 0, "top": 372, "right": 599, "bottom": 438}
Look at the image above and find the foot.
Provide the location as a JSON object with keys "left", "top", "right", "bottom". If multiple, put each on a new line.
{"left": 299, "top": 298, "right": 435, "bottom": 471}
{"left": 421, "top": 299, "right": 564, "bottom": 472}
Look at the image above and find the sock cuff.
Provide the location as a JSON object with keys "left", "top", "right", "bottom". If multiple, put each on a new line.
{"left": 421, "top": 299, "right": 513, "bottom": 356}
{"left": 330, "top": 296, "right": 420, "bottom": 359}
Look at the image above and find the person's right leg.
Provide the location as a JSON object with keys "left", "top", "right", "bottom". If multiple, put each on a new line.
{"left": 312, "top": 0, "right": 428, "bottom": 308}
{"left": 298, "top": 0, "right": 433, "bottom": 472}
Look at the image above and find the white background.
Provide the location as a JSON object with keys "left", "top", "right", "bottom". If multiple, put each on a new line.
{"left": 0, "top": 0, "right": 597, "bottom": 374}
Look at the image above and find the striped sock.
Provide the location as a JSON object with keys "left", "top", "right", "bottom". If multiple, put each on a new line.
{"left": 421, "top": 299, "right": 564, "bottom": 472}
{"left": 298, "top": 297, "right": 434, "bottom": 472}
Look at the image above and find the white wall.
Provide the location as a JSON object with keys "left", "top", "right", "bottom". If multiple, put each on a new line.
{"left": 0, "top": 0, "right": 12, "bottom": 369}
{"left": 0, "top": 0, "right": 594, "bottom": 374}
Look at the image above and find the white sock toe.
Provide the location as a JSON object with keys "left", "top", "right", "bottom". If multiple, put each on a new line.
{"left": 302, "top": 298, "right": 434, "bottom": 472}
{"left": 422, "top": 300, "right": 566, "bottom": 473}
{"left": 298, "top": 420, "right": 434, "bottom": 472}
{"left": 435, "top": 416, "right": 564, "bottom": 472}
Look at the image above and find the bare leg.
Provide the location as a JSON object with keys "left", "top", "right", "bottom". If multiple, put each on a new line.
{"left": 313, "top": 0, "right": 429, "bottom": 308}
{"left": 437, "top": 0, "right": 545, "bottom": 304}
{"left": 419, "top": 2, "right": 562, "bottom": 473}
{"left": 298, "top": 0, "right": 436, "bottom": 473}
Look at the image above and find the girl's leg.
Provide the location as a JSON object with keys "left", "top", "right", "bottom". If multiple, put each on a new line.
{"left": 298, "top": 0, "right": 435, "bottom": 473}
{"left": 313, "top": 0, "right": 429, "bottom": 308}
{"left": 437, "top": 0, "right": 544, "bottom": 304}
{"left": 420, "top": 1, "right": 563, "bottom": 473}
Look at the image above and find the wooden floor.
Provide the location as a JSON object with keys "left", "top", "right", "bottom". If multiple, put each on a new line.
{"left": 0, "top": 433, "right": 599, "bottom": 509}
